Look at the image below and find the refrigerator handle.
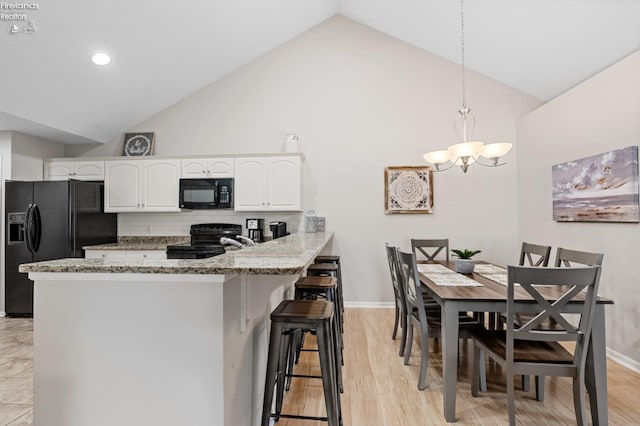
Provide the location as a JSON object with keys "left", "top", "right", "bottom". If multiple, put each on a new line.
{"left": 32, "top": 204, "right": 42, "bottom": 252}
{"left": 24, "top": 203, "right": 34, "bottom": 254}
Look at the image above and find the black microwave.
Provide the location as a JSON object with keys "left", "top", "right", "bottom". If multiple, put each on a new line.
{"left": 179, "top": 178, "right": 234, "bottom": 209}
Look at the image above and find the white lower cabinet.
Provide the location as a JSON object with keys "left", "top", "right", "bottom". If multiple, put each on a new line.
{"left": 234, "top": 156, "right": 301, "bottom": 211}
{"left": 105, "top": 159, "right": 180, "bottom": 212}
{"left": 85, "top": 250, "right": 166, "bottom": 260}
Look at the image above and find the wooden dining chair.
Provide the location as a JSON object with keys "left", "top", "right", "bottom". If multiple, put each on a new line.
{"left": 497, "top": 241, "right": 553, "bottom": 388}
{"left": 385, "top": 243, "right": 408, "bottom": 356}
{"left": 498, "top": 243, "right": 552, "bottom": 323}
{"left": 410, "top": 239, "right": 451, "bottom": 312}
{"left": 555, "top": 247, "right": 604, "bottom": 268}
{"left": 520, "top": 242, "right": 552, "bottom": 267}
{"left": 471, "top": 265, "right": 602, "bottom": 426}
{"left": 410, "top": 239, "right": 449, "bottom": 262}
{"left": 413, "top": 238, "right": 485, "bottom": 325}
{"left": 522, "top": 247, "right": 606, "bottom": 399}
{"left": 397, "top": 249, "right": 483, "bottom": 390}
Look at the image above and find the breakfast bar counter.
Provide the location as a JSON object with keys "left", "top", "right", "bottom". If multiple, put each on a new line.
{"left": 20, "top": 232, "right": 334, "bottom": 426}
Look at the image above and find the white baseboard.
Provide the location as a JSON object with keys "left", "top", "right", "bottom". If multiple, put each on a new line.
{"left": 344, "top": 301, "right": 394, "bottom": 309}
{"left": 607, "top": 347, "right": 640, "bottom": 374}
{"left": 0, "top": 311, "right": 5, "bottom": 317}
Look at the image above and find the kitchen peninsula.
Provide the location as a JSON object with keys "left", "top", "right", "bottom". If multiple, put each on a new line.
{"left": 19, "top": 232, "right": 334, "bottom": 426}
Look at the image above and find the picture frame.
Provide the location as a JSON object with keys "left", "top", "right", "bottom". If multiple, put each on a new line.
{"left": 384, "top": 166, "right": 433, "bottom": 214}
{"left": 552, "top": 145, "right": 639, "bottom": 223}
{"left": 121, "top": 132, "right": 155, "bottom": 156}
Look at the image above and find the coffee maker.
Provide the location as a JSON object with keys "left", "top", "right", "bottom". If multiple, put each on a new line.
{"left": 246, "top": 218, "right": 265, "bottom": 243}
{"left": 269, "top": 221, "right": 288, "bottom": 239}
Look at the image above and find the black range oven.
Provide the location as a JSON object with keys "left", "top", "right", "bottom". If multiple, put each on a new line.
{"left": 166, "top": 223, "right": 242, "bottom": 259}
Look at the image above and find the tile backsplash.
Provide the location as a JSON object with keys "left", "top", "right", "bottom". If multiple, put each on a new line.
{"left": 118, "top": 211, "right": 304, "bottom": 237}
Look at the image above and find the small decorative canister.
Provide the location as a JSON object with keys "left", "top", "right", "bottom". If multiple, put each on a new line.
{"left": 305, "top": 210, "right": 317, "bottom": 233}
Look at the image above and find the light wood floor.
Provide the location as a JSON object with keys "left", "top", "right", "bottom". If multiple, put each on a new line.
{"left": 274, "top": 308, "right": 640, "bottom": 425}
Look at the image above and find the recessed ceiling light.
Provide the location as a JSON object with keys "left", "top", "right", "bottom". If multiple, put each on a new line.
{"left": 92, "top": 52, "right": 111, "bottom": 66}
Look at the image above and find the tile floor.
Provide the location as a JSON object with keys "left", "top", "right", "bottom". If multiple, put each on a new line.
{"left": 0, "top": 318, "right": 33, "bottom": 426}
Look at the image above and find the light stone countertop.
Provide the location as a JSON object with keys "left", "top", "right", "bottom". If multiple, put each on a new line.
{"left": 20, "top": 232, "right": 334, "bottom": 275}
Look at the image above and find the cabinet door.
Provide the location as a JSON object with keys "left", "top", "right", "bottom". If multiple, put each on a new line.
{"left": 142, "top": 159, "right": 180, "bottom": 212}
{"left": 126, "top": 250, "right": 166, "bottom": 260}
{"left": 74, "top": 161, "right": 105, "bottom": 180}
{"left": 44, "top": 162, "right": 73, "bottom": 180}
{"left": 207, "top": 158, "right": 234, "bottom": 177}
{"left": 267, "top": 157, "right": 302, "bottom": 211}
{"left": 85, "top": 250, "right": 127, "bottom": 260}
{"left": 181, "top": 158, "right": 208, "bottom": 178}
{"left": 234, "top": 158, "right": 267, "bottom": 211}
{"left": 104, "top": 160, "right": 142, "bottom": 212}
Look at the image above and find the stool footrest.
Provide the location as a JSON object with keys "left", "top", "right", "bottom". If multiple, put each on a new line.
{"left": 287, "top": 373, "right": 322, "bottom": 379}
{"left": 272, "top": 413, "right": 329, "bottom": 422}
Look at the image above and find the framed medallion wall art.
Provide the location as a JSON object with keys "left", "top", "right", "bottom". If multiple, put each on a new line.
{"left": 122, "top": 132, "right": 155, "bottom": 156}
{"left": 384, "top": 166, "right": 433, "bottom": 214}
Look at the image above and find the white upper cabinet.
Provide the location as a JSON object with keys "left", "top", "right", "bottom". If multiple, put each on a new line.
{"left": 105, "top": 159, "right": 180, "bottom": 213}
{"left": 104, "top": 161, "right": 142, "bottom": 212}
{"left": 181, "top": 158, "right": 234, "bottom": 178}
{"left": 142, "top": 159, "right": 181, "bottom": 211}
{"left": 234, "top": 156, "right": 301, "bottom": 211}
{"left": 44, "top": 161, "right": 105, "bottom": 181}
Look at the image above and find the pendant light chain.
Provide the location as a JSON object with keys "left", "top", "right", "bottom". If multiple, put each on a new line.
{"left": 460, "top": 0, "right": 467, "bottom": 111}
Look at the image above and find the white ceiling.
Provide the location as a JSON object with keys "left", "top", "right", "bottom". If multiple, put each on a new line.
{"left": 3, "top": 0, "right": 639, "bottom": 145}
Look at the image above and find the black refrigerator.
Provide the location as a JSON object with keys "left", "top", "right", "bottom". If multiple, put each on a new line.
{"left": 5, "top": 180, "right": 118, "bottom": 316}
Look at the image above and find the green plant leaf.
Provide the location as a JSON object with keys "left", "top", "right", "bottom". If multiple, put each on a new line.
{"left": 451, "top": 249, "right": 481, "bottom": 259}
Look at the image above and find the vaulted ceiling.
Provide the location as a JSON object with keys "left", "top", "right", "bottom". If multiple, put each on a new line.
{"left": 3, "top": 0, "right": 639, "bottom": 145}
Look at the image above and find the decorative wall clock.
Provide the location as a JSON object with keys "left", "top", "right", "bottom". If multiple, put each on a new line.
{"left": 122, "top": 132, "right": 155, "bottom": 156}
{"left": 384, "top": 166, "right": 433, "bottom": 214}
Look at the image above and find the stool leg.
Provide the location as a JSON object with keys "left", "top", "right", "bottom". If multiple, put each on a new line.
{"left": 327, "top": 316, "right": 343, "bottom": 425}
{"left": 317, "top": 321, "right": 340, "bottom": 426}
{"left": 285, "top": 329, "right": 299, "bottom": 391}
{"left": 332, "top": 311, "right": 344, "bottom": 394}
{"left": 261, "top": 322, "right": 283, "bottom": 426}
{"left": 275, "top": 330, "right": 291, "bottom": 419}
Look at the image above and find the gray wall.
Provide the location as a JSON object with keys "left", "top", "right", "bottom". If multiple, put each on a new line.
{"left": 516, "top": 50, "right": 640, "bottom": 368}
{"left": 66, "top": 16, "right": 541, "bottom": 305}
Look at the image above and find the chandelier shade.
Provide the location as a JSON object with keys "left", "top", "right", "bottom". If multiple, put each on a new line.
{"left": 422, "top": 0, "right": 512, "bottom": 173}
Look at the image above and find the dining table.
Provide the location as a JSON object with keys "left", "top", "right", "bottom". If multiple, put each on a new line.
{"left": 417, "top": 261, "right": 613, "bottom": 424}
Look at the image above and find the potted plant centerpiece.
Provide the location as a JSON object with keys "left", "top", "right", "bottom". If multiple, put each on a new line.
{"left": 451, "top": 249, "right": 482, "bottom": 274}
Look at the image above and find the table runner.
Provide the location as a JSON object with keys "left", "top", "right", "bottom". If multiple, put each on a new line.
{"left": 473, "top": 264, "right": 509, "bottom": 286}
{"left": 418, "top": 263, "right": 483, "bottom": 287}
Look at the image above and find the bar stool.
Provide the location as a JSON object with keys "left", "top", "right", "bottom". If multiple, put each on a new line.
{"left": 261, "top": 299, "right": 342, "bottom": 426}
{"left": 295, "top": 276, "right": 342, "bottom": 342}
{"left": 292, "top": 276, "right": 343, "bottom": 391}
{"left": 308, "top": 261, "right": 344, "bottom": 332}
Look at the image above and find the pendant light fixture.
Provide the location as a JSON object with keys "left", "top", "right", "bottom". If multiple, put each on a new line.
{"left": 423, "top": 0, "right": 512, "bottom": 173}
